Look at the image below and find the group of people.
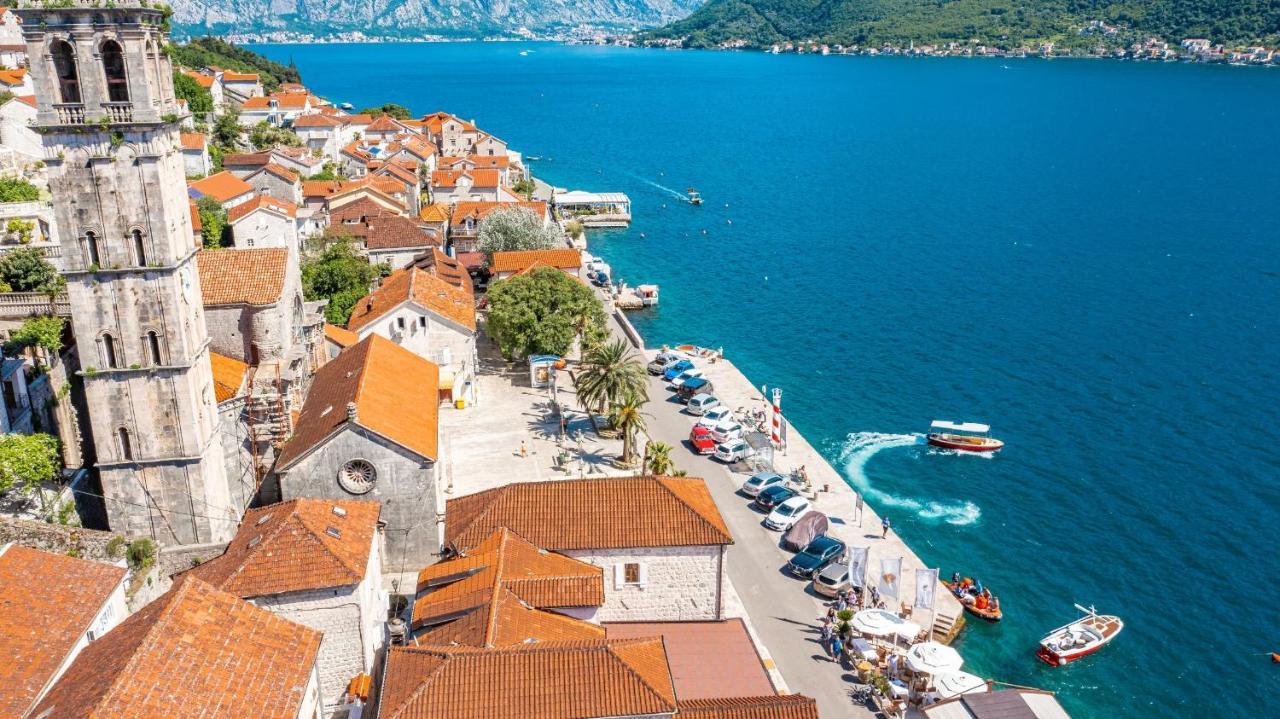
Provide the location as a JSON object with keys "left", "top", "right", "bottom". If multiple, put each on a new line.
{"left": 949, "top": 573, "right": 1000, "bottom": 613}
{"left": 818, "top": 586, "right": 890, "bottom": 664}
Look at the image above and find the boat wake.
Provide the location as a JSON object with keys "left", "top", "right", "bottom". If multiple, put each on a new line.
{"left": 837, "top": 432, "right": 982, "bottom": 526}
{"left": 632, "top": 175, "right": 692, "bottom": 202}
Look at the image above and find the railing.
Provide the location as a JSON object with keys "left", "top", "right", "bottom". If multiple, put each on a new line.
{"left": 101, "top": 102, "right": 134, "bottom": 123}
{"left": 0, "top": 292, "right": 71, "bottom": 318}
{"left": 54, "top": 103, "right": 85, "bottom": 125}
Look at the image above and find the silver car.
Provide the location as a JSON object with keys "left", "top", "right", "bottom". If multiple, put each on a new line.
{"left": 812, "top": 562, "right": 853, "bottom": 598}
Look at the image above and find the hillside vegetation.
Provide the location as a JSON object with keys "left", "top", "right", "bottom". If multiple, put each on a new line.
{"left": 168, "top": 37, "right": 302, "bottom": 91}
{"left": 644, "top": 1, "right": 1280, "bottom": 50}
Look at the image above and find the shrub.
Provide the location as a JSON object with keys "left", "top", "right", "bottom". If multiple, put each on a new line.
{"left": 0, "top": 248, "right": 65, "bottom": 294}
{"left": 5, "top": 315, "right": 66, "bottom": 354}
{"left": 0, "top": 176, "right": 40, "bottom": 203}
{"left": 126, "top": 538, "right": 157, "bottom": 571}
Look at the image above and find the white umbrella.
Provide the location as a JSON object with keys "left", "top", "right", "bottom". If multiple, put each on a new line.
{"left": 906, "top": 641, "right": 964, "bottom": 675}
{"left": 851, "top": 608, "right": 906, "bottom": 637}
{"left": 933, "top": 671, "right": 987, "bottom": 699}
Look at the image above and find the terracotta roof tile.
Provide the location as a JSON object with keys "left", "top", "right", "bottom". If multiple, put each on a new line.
{"left": 0, "top": 546, "right": 126, "bottom": 718}
{"left": 367, "top": 114, "right": 406, "bottom": 133}
{"left": 490, "top": 248, "right": 581, "bottom": 274}
{"left": 378, "top": 639, "right": 676, "bottom": 719}
{"left": 221, "top": 71, "right": 260, "bottom": 82}
{"left": 324, "top": 323, "right": 359, "bottom": 348}
{"left": 468, "top": 155, "right": 509, "bottom": 169}
{"left": 303, "top": 180, "right": 346, "bottom": 197}
{"left": 184, "top": 498, "right": 380, "bottom": 597}
{"left": 226, "top": 194, "right": 298, "bottom": 223}
{"left": 276, "top": 335, "right": 439, "bottom": 468}
{"left": 430, "top": 168, "right": 499, "bottom": 189}
{"left": 606, "top": 620, "right": 775, "bottom": 700}
{"left": 347, "top": 268, "right": 475, "bottom": 334}
{"left": 240, "top": 96, "right": 272, "bottom": 109}
{"left": 182, "top": 69, "right": 215, "bottom": 88}
{"left": 223, "top": 152, "right": 272, "bottom": 168}
{"left": 253, "top": 162, "right": 300, "bottom": 183}
{"left": 189, "top": 198, "right": 202, "bottom": 233}
{"left": 188, "top": 171, "right": 254, "bottom": 204}
{"left": 677, "top": 695, "right": 820, "bottom": 719}
{"left": 179, "top": 132, "right": 206, "bottom": 151}
{"left": 15, "top": 95, "right": 35, "bottom": 108}
{"left": 415, "top": 587, "right": 606, "bottom": 647}
{"left": 30, "top": 576, "right": 321, "bottom": 719}
{"left": 196, "top": 248, "right": 289, "bottom": 307}
{"left": 293, "top": 113, "right": 343, "bottom": 128}
{"left": 445, "top": 476, "right": 734, "bottom": 552}
{"left": 418, "top": 203, "right": 451, "bottom": 223}
{"left": 209, "top": 351, "right": 248, "bottom": 402}
{"left": 450, "top": 201, "right": 547, "bottom": 226}
{"left": 406, "top": 247, "right": 473, "bottom": 294}
{"left": 0, "top": 67, "right": 26, "bottom": 87}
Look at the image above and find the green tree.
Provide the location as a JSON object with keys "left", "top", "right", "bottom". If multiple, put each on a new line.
{"left": 0, "top": 176, "right": 40, "bottom": 203}
{"left": 0, "top": 248, "right": 65, "bottom": 294}
{"left": 607, "top": 390, "right": 649, "bottom": 466}
{"left": 213, "top": 108, "right": 241, "bottom": 148}
{"left": 0, "top": 433, "right": 61, "bottom": 496}
{"left": 301, "top": 237, "right": 378, "bottom": 325}
{"left": 167, "top": 37, "right": 301, "bottom": 92}
{"left": 511, "top": 178, "right": 537, "bottom": 200}
{"left": 248, "top": 122, "right": 302, "bottom": 151}
{"left": 359, "top": 103, "right": 412, "bottom": 120}
{"left": 476, "top": 206, "right": 560, "bottom": 263}
{"left": 5, "top": 218, "right": 35, "bottom": 243}
{"left": 645, "top": 441, "right": 675, "bottom": 475}
{"left": 486, "top": 266, "right": 606, "bottom": 360}
{"left": 196, "top": 196, "right": 227, "bottom": 249}
{"left": 307, "top": 162, "right": 344, "bottom": 181}
{"left": 172, "top": 70, "right": 214, "bottom": 116}
{"left": 5, "top": 315, "right": 65, "bottom": 355}
{"left": 574, "top": 338, "right": 648, "bottom": 414}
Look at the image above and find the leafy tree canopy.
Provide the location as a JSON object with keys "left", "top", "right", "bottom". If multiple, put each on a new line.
{"left": 0, "top": 176, "right": 41, "bottom": 203}
{"left": 172, "top": 70, "right": 214, "bottom": 116}
{"left": 0, "top": 433, "right": 61, "bottom": 496}
{"left": 486, "top": 266, "right": 606, "bottom": 360}
{"left": 360, "top": 103, "right": 413, "bottom": 120}
{"left": 301, "top": 236, "right": 378, "bottom": 325}
{"left": 5, "top": 315, "right": 66, "bottom": 355}
{"left": 196, "top": 196, "right": 228, "bottom": 249}
{"left": 477, "top": 207, "right": 560, "bottom": 263}
{"left": 249, "top": 122, "right": 302, "bottom": 151}
{"left": 168, "top": 37, "right": 301, "bottom": 92}
{"left": 0, "top": 248, "right": 65, "bottom": 294}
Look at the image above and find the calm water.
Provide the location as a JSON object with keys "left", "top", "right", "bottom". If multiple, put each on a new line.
{"left": 256, "top": 42, "right": 1280, "bottom": 716}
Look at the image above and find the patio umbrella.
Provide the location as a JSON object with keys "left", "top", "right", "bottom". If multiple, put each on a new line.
{"left": 905, "top": 641, "right": 964, "bottom": 675}
{"left": 933, "top": 671, "right": 987, "bottom": 699}
{"left": 851, "top": 609, "right": 920, "bottom": 640}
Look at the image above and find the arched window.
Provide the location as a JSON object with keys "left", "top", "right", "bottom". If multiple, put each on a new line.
{"left": 101, "top": 40, "right": 129, "bottom": 103}
{"left": 131, "top": 229, "right": 146, "bottom": 266}
{"left": 117, "top": 427, "right": 133, "bottom": 461}
{"left": 102, "top": 333, "right": 119, "bottom": 369}
{"left": 51, "top": 41, "right": 81, "bottom": 104}
{"left": 84, "top": 231, "right": 101, "bottom": 267}
{"left": 146, "top": 330, "right": 162, "bottom": 365}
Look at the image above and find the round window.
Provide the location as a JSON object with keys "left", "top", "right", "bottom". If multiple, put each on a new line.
{"left": 337, "top": 459, "right": 377, "bottom": 494}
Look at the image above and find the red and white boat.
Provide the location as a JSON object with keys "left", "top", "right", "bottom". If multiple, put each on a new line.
{"left": 1036, "top": 604, "right": 1124, "bottom": 666}
{"left": 927, "top": 421, "right": 1004, "bottom": 452}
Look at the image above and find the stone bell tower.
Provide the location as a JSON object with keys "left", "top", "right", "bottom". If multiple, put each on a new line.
{"left": 16, "top": 2, "right": 238, "bottom": 544}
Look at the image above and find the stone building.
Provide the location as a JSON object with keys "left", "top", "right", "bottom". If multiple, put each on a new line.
{"left": 16, "top": 1, "right": 239, "bottom": 544}
{"left": 183, "top": 498, "right": 388, "bottom": 718}
{"left": 227, "top": 195, "right": 301, "bottom": 252}
{"left": 444, "top": 477, "right": 735, "bottom": 622}
{"left": 274, "top": 334, "right": 441, "bottom": 573}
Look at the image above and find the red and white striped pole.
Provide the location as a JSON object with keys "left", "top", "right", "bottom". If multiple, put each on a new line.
{"left": 771, "top": 388, "right": 782, "bottom": 449}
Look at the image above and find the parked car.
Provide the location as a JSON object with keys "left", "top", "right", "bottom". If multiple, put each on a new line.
{"left": 647, "top": 352, "right": 681, "bottom": 376}
{"left": 812, "top": 562, "right": 854, "bottom": 598}
{"left": 689, "top": 425, "right": 716, "bottom": 455}
{"left": 686, "top": 393, "right": 720, "bottom": 415}
{"left": 788, "top": 535, "right": 847, "bottom": 578}
{"left": 764, "top": 496, "right": 812, "bottom": 531}
{"left": 753, "top": 485, "right": 798, "bottom": 511}
{"left": 710, "top": 420, "right": 745, "bottom": 444}
{"left": 713, "top": 439, "right": 752, "bottom": 463}
{"left": 697, "top": 406, "right": 733, "bottom": 429}
{"left": 740, "top": 471, "right": 786, "bottom": 497}
{"left": 677, "top": 377, "right": 713, "bottom": 403}
{"left": 670, "top": 369, "right": 705, "bottom": 389}
{"left": 663, "top": 360, "right": 695, "bottom": 381}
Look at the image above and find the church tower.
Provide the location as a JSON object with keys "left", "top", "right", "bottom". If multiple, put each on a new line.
{"left": 17, "top": 2, "right": 238, "bottom": 543}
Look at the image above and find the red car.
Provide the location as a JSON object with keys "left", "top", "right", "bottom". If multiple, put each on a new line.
{"left": 689, "top": 425, "right": 716, "bottom": 455}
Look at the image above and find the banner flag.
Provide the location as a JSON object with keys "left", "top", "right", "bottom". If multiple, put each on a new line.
{"left": 847, "top": 546, "right": 870, "bottom": 588}
{"left": 879, "top": 557, "right": 903, "bottom": 599}
{"left": 915, "top": 568, "right": 940, "bottom": 609}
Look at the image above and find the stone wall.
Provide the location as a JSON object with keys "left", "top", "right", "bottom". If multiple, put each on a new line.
{"left": 254, "top": 585, "right": 366, "bottom": 717}
{"left": 0, "top": 515, "right": 119, "bottom": 560}
{"left": 563, "top": 544, "right": 725, "bottom": 622}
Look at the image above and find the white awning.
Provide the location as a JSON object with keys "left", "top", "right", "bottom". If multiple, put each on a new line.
{"left": 556, "top": 190, "right": 631, "bottom": 205}
{"left": 930, "top": 420, "right": 990, "bottom": 433}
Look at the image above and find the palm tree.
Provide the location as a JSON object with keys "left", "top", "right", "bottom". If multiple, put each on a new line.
{"left": 607, "top": 390, "right": 648, "bottom": 466}
{"left": 645, "top": 441, "right": 674, "bottom": 475}
{"left": 575, "top": 338, "right": 647, "bottom": 415}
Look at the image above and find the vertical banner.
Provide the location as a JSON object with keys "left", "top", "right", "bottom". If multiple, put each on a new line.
{"left": 847, "top": 546, "right": 870, "bottom": 588}
{"left": 915, "top": 568, "right": 939, "bottom": 609}
{"left": 879, "top": 557, "right": 903, "bottom": 599}
{"left": 854, "top": 492, "right": 863, "bottom": 526}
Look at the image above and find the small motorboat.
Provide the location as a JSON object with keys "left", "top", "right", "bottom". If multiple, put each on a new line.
{"left": 942, "top": 577, "right": 1003, "bottom": 623}
{"left": 1036, "top": 604, "right": 1123, "bottom": 666}
{"left": 927, "top": 421, "right": 1004, "bottom": 452}
{"left": 686, "top": 188, "right": 703, "bottom": 205}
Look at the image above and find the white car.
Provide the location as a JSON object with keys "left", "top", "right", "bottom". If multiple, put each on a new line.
{"left": 696, "top": 405, "right": 733, "bottom": 429}
{"left": 670, "top": 369, "right": 705, "bottom": 389}
{"left": 713, "top": 439, "right": 752, "bottom": 463}
{"left": 687, "top": 393, "right": 720, "bottom": 416}
{"left": 740, "top": 471, "right": 787, "bottom": 497}
{"left": 764, "top": 496, "right": 812, "bottom": 531}
{"left": 710, "top": 420, "right": 745, "bottom": 444}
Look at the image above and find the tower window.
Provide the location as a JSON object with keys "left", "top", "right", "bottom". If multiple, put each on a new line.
{"left": 117, "top": 427, "right": 132, "bottom": 461}
{"left": 101, "top": 40, "right": 129, "bottom": 103}
{"left": 84, "top": 231, "right": 101, "bottom": 267}
{"left": 51, "top": 41, "right": 81, "bottom": 104}
{"left": 102, "top": 333, "right": 119, "bottom": 369}
{"left": 132, "top": 229, "right": 147, "bottom": 266}
{"left": 146, "top": 331, "right": 162, "bottom": 365}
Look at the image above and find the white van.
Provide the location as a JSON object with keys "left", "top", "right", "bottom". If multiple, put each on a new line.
{"left": 687, "top": 393, "right": 720, "bottom": 416}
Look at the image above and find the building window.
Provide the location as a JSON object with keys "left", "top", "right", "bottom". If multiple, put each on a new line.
{"left": 117, "top": 427, "right": 132, "bottom": 460}
{"left": 131, "top": 229, "right": 146, "bottom": 266}
{"left": 102, "top": 333, "right": 120, "bottom": 369}
{"left": 624, "top": 563, "right": 641, "bottom": 584}
{"left": 146, "top": 331, "right": 162, "bottom": 365}
{"left": 396, "top": 317, "right": 406, "bottom": 331}
{"left": 418, "top": 316, "right": 426, "bottom": 329}
{"left": 51, "top": 40, "right": 81, "bottom": 104}
{"left": 615, "top": 562, "right": 646, "bottom": 588}
{"left": 337, "top": 459, "right": 377, "bottom": 495}
{"left": 101, "top": 40, "right": 129, "bottom": 103}
{"left": 85, "top": 231, "right": 101, "bottom": 267}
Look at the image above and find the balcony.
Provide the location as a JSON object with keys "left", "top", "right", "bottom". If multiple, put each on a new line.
{"left": 101, "top": 102, "right": 134, "bottom": 123}
{"left": 53, "top": 103, "right": 85, "bottom": 125}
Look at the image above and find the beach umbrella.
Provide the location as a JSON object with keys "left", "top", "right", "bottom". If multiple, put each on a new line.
{"left": 905, "top": 641, "right": 964, "bottom": 675}
{"left": 851, "top": 608, "right": 919, "bottom": 640}
{"left": 933, "top": 671, "right": 987, "bottom": 699}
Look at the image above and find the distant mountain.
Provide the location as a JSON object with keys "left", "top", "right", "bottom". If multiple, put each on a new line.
{"left": 170, "top": 0, "right": 706, "bottom": 39}
{"left": 642, "top": 1, "right": 1280, "bottom": 50}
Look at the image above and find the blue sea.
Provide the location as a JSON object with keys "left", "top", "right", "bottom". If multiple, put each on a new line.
{"left": 255, "top": 42, "right": 1280, "bottom": 717}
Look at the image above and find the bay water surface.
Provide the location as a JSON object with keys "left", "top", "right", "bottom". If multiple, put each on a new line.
{"left": 255, "top": 42, "right": 1280, "bottom": 717}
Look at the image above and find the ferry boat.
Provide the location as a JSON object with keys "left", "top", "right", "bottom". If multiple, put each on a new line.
{"left": 686, "top": 188, "right": 703, "bottom": 205}
{"left": 1036, "top": 605, "right": 1123, "bottom": 666}
{"left": 927, "top": 421, "right": 1004, "bottom": 452}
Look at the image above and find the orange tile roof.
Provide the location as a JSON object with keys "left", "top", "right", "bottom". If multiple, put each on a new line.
{"left": 344, "top": 113, "right": 374, "bottom": 125}
{"left": 303, "top": 179, "right": 346, "bottom": 197}
{"left": 182, "top": 69, "right": 215, "bottom": 88}
{"left": 606, "top": 620, "right": 775, "bottom": 700}
{"left": 367, "top": 114, "right": 405, "bottom": 133}
{"left": 412, "top": 527, "right": 604, "bottom": 635}
{"left": 15, "top": 95, "right": 35, "bottom": 108}
{"left": 276, "top": 335, "right": 439, "bottom": 468}
{"left": 406, "top": 247, "right": 474, "bottom": 294}
{"left": 378, "top": 639, "right": 676, "bottom": 719}
{"left": 293, "top": 113, "right": 343, "bottom": 128}
{"left": 196, "top": 248, "right": 289, "bottom": 307}
{"left": 467, "top": 168, "right": 500, "bottom": 187}
{"left": 418, "top": 203, "right": 451, "bottom": 223}
{"left": 347, "top": 268, "right": 475, "bottom": 334}
{"left": 226, "top": 194, "right": 298, "bottom": 223}
{"left": 188, "top": 171, "right": 254, "bottom": 203}
{"left": 184, "top": 498, "right": 381, "bottom": 597}
{"left": 490, "top": 248, "right": 581, "bottom": 274}
{"left": 324, "top": 323, "right": 359, "bottom": 348}
{"left": 221, "top": 71, "right": 261, "bottom": 82}
{"left": 178, "top": 131, "right": 206, "bottom": 151}
{"left": 252, "top": 161, "right": 301, "bottom": 183}
{"left": 0, "top": 546, "right": 126, "bottom": 719}
{"left": 445, "top": 476, "right": 734, "bottom": 552}
{"left": 677, "top": 695, "right": 820, "bottom": 719}
{"left": 451, "top": 201, "right": 547, "bottom": 226}
{"left": 30, "top": 576, "right": 321, "bottom": 719}
{"left": 209, "top": 351, "right": 248, "bottom": 402}
{"left": 222, "top": 151, "right": 271, "bottom": 167}
{"left": 415, "top": 587, "right": 605, "bottom": 648}
{"left": 0, "top": 67, "right": 25, "bottom": 87}
{"left": 189, "top": 198, "right": 202, "bottom": 234}
{"left": 469, "top": 154, "right": 509, "bottom": 169}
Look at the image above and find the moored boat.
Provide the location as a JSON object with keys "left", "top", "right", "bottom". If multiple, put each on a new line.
{"left": 927, "top": 421, "right": 1004, "bottom": 452}
{"left": 1036, "top": 605, "right": 1123, "bottom": 666}
{"left": 942, "top": 577, "right": 1003, "bottom": 622}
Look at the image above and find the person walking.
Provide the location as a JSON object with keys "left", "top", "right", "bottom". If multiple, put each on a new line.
{"left": 519, "top": 440, "right": 528, "bottom": 458}
{"left": 881, "top": 516, "right": 892, "bottom": 538}
{"left": 820, "top": 618, "right": 834, "bottom": 650}
{"left": 830, "top": 635, "right": 844, "bottom": 664}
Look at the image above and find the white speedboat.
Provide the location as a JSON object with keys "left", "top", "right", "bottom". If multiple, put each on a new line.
{"left": 1036, "top": 604, "right": 1123, "bottom": 666}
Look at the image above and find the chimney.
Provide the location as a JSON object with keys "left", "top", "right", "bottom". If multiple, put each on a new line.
{"left": 346, "top": 401, "right": 357, "bottom": 422}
